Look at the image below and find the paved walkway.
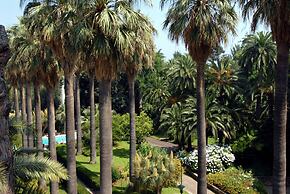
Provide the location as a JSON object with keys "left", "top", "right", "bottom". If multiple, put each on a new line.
{"left": 145, "top": 137, "right": 214, "bottom": 194}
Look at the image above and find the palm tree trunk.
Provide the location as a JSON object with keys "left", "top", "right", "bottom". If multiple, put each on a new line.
{"left": 196, "top": 62, "right": 207, "bottom": 194}
{"left": 34, "top": 84, "right": 46, "bottom": 191}
{"left": 74, "top": 75, "right": 82, "bottom": 155}
{"left": 21, "top": 85, "right": 27, "bottom": 148}
{"left": 89, "top": 75, "right": 96, "bottom": 164}
{"left": 48, "top": 87, "right": 59, "bottom": 194}
{"left": 128, "top": 75, "right": 136, "bottom": 181}
{"left": 35, "top": 84, "right": 43, "bottom": 155}
{"left": 0, "top": 25, "right": 14, "bottom": 193}
{"left": 26, "top": 82, "right": 34, "bottom": 148}
{"left": 14, "top": 87, "right": 20, "bottom": 120}
{"left": 99, "top": 79, "right": 112, "bottom": 194}
{"left": 64, "top": 72, "right": 77, "bottom": 194}
{"left": 273, "top": 42, "right": 289, "bottom": 194}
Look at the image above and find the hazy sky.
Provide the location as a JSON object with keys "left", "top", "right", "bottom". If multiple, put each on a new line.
{"left": 0, "top": 0, "right": 268, "bottom": 59}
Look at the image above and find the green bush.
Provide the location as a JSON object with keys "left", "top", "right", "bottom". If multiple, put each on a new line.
{"left": 231, "top": 133, "right": 257, "bottom": 154}
{"left": 207, "top": 167, "right": 267, "bottom": 194}
{"left": 112, "top": 113, "right": 130, "bottom": 142}
{"left": 81, "top": 109, "right": 153, "bottom": 150}
{"left": 112, "top": 112, "right": 153, "bottom": 144}
{"left": 135, "top": 112, "right": 153, "bottom": 144}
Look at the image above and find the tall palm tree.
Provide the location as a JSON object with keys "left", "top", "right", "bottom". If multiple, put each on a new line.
{"left": 122, "top": 15, "right": 155, "bottom": 181}
{"left": 161, "top": 0, "right": 237, "bottom": 193}
{"left": 6, "top": 25, "right": 26, "bottom": 148}
{"left": 74, "top": 1, "right": 155, "bottom": 192}
{"left": 24, "top": 2, "right": 80, "bottom": 192}
{"left": 238, "top": 32, "right": 276, "bottom": 119}
{"left": 26, "top": 82, "right": 34, "bottom": 148}
{"left": 74, "top": 73, "right": 82, "bottom": 155}
{"left": 75, "top": 44, "right": 96, "bottom": 163}
{"left": 0, "top": 24, "right": 14, "bottom": 194}
{"left": 238, "top": 2, "right": 289, "bottom": 191}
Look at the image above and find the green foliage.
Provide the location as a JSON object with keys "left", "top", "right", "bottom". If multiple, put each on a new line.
{"left": 133, "top": 143, "right": 181, "bottom": 193}
{"left": 112, "top": 113, "right": 130, "bottom": 142}
{"left": 80, "top": 105, "right": 152, "bottom": 150}
{"left": 135, "top": 112, "right": 154, "bottom": 144}
{"left": 112, "top": 166, "right": 123, "bottom": 182}
{"left": 231, "top": 133, "right": 257, "bottom": 154}
{"left": 0, "top": 153, "right": 68, "bottom": 194}
{"left": 207, "top": 167, "right": 267, "bottom": 194}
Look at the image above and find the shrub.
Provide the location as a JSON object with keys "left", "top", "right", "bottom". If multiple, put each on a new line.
{"left": 133, "top": 143, "right": 181, "bottom": 194}
{"left": 112, "top": 166, "right": 123, "bottom": 182}
{"left": 231, "top": 133, "right": 257, "bottom": 154}
{"left": 135, "top": 112, "right": 153, "bottom": 144}
{"left": 207, "top": 167, "right": 267, "bottom": 194}
{"left": 81, "top": 110, "right": 153, "bottom": 149}
{"left": 178, "top": 144, "right": 235, "bottom": 173}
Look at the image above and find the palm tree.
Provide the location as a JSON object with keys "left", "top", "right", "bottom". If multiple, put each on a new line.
{"left": 160, "top": 102, "right": 187, "bottom": 148}
{"left": 238, "top": 2, "right": 289, "bottom": 191}
{"left": 0, "top": 24, "right": 14, "bottom": 194}
{"left": 26, "top": 82, "right": 34, "bottom": 148}
{"left": 9, "top": 14, "right": 62, "bottom": 192}
{"left": 238, "top": 32, "right": 276, "bottom": 119}
{"left": 7, "top": 25, "right": 28, "bottom": 148}
{"left": 75, "top": 36, "right": 97, "bottom": 163}
{"left": 208, "top": 55, "right": 238, "bottom": 103}
{"left": 161, "top": 0, "right": 237, "bottom": 193}
{"left": 74, "top": 73, "right": 82, "bottom": 155}
{"left": 24, "top": 2, "right": 80, "bottom": 192}
{"left": 0, "top": 150, "right": 68, "bottom": 194}
{"left": 167, "top": 54, "right": 196, "bottom": 98}
{"left": 183, "top": 95, "right": 235, "bottom": 144}
{"left": 122, "top": 15, "right": 155, "bottom": 181}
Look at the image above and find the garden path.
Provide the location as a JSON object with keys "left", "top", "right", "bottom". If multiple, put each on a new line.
{"left": 145, "top": 137, "right": 214, "bottom": 194}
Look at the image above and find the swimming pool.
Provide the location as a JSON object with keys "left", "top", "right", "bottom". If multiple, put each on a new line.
{"left": 42, "top": 133, "right": 76, "bottom": 146}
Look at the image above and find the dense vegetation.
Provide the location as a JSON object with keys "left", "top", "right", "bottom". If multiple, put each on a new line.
{"left": 0, "top": 0, "right": 289, "bottom": 193}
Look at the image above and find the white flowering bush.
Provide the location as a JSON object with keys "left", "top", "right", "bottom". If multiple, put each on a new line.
{"left": 178, "top": 145, "right": 235, "bottom": 173}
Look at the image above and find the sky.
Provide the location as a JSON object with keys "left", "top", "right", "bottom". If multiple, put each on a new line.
{"left": 0, "top": 0, "right": 268, "bottom": 59}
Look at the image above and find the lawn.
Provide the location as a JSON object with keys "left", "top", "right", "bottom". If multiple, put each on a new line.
{"left": 57, "top": 141, "right": 184, "bottom": 193}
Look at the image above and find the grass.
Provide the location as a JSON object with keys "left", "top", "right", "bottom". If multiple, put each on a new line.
{"left": 57, "top": 141, "right": 185, "bottom": 193}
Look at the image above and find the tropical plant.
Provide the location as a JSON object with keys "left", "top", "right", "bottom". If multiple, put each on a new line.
{"left": 23, "top": 1, "right": 80, "bottom": 192}
{"left": 0, "top": 150, "right": 68, "bottom": 194}
{"left": 161, "top": 0, "right": 237, "bottom": 192}
{"left": 207, "top": 55, "right": 239, "bottom": 103}
{"left": 238, "top": 0, "right": 290, "bottom": 192}
{"left": 122, "top": 12, "right": 155, "bottom": 181}
{"left": 238, "top": 32, "right": 276, "bottom": 120}
{"left": 167, "top": 54, "right": 196, "bottom": 98}
{"left": 183, "top": 95, "right": 236, "bottom": 145}
{"left": 160, "top": 103, "right": 187, "bottom": 148}
{"left": 133, "top": 144, "right": 181, "bottom": 194}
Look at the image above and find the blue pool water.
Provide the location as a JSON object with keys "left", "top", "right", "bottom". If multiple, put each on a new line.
{"left": 42, "top": 134, "right": 66, "bottom": 146}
